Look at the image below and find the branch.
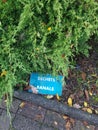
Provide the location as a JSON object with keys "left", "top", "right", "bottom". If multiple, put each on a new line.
{"left": 14, "top": 91, "right": 98, "bottom": 126}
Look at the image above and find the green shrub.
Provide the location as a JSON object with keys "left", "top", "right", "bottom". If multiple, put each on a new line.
{"left": 0, "top": 0, "right": 98, "bottom": 105}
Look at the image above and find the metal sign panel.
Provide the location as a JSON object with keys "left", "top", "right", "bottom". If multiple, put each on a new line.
{"left": 29, "top": 72, "right": 63, "bottom": 96}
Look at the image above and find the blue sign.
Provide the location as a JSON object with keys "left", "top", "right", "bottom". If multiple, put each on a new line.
{"left": 29, "top": 72, "right": 63, "bottom": 96}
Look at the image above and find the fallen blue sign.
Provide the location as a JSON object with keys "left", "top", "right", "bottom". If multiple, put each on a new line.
{"left": 29, "top": 72, "right": 63, "bottom": 96}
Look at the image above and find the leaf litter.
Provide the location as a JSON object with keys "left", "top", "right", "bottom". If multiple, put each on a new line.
{"left": 60, "top": 42, "right": 98, "bottom": 129}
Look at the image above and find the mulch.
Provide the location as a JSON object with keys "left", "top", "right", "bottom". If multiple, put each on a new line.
{"left": 61, "top": 41, "right": 98, "bottom": 109}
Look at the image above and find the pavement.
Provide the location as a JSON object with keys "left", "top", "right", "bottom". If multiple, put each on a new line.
{"left": 0, "top": 97, "right": 98, "bottom": 130}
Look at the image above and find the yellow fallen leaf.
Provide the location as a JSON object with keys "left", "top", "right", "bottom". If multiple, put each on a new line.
{"left": 68, "top": 97, "right": 72, "bottom": 106}
{"left": 63, "top": 115, "right": 69, "bottom": 120}
{"left": 95, "top": 110, "right": 98, "bottom": 114}
{"left": 87, "top": 80, "right": 90, "bottom": 84}
{"left": 20, "top": 102, "right": 26, "bottom": 108}
{"left": 84, "top": 101, "right": 88, "bottom": 107}
{"left": 36, "top": 48, "right": 39, "bottom": 51}
{"left": 89, "top": 91, "right": 93, "bottom": 96}
{"left": 86, "top": 126, "right": 90, "bottom": 129}
{"left": 56, "top": 94, "right": 60, "bottom": 101}
{"left": 1, "top": 70, "right": 7, "bottom": 77}
{"left": 46, "top": 95, "right": 53, "bottom": 99}
{"left": 4, "top": 100, "right": 7, "bottom": 103}
{"left": 91, "top": 74, "right": 97, "bottom": 77}
{"left": 87, "top": 108, "right": 92, "bottom": 114}
{"left": 47, "top": 27, "right": 51, "bottom": 31}
{"left": 70, "top": 44, "right": 74, "bottom": 48}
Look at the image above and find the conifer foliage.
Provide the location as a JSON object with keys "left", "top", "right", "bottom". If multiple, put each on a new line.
{"left": 0, "top": 0, "right": 98, "bottom": 104}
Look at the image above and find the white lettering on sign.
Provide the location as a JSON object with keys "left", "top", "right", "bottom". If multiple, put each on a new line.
{"left": 37, "top": 85, "right": 54, "bottom": 91}
{"left": 38, "top": 77, "right": 55, "bottom": 82}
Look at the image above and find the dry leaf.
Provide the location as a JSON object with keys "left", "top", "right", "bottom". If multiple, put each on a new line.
{"left": 65, "top": 120, "right": 71, "bottom": 130}
{"left": 46, "top": 95, "right": 54, "bottom": 99}
{"left": 84, "top": 89, "right": 89, "bottom": 101}
{"left": 83, "top": 121, "right": 88, "bottom": 127}
{"left": 70, "top": 94, "right": 75, "bottom": 100}
{"left": 62, "top": 54, "right": 65, "bottom": 58}
{"left": 91, "top": 85, "right": 97, "bottom": 93}
{"left": 82, "top": 107, "right": 87, "bottom": 111}
{"left": 84, "top": 101, "right": 88, "bottom": 107}
{"left": 2, "top": 0, "right": 7, "bottom": 3}
{"left": 89, "top": 91, "right": 93, "bottom": 96}
{"left": 95, "top": 110, "right": 98, "bottom": 114}
{"left": 24, "top": 85, "right": 31, "bottom": 90}
{"left": 70, "top": 44, "right": 74, "bottom": 48}
{"left": 54, "top": 121, "right": 58, "bottom": 126}
{"left": 35, "top": 114, "right": 42, "bottom": 120}
{"left": 70, "top": 118, "right": 75, "bottom": 126}
{"left": 88, "top": 125, "right": 95, "bottom": 130}
{"left": 83, "top": 122, "right": 95, "bottom": 130}
{"left": 47, "top": 27, "right": 51, "bottom": 31}
{"left": 81, "top": 72, "right": 86, "bottom": 80}
{"left": 87, "top": 108, "right": 92, "bottom": 114}
{"left": 91, "top": 74, "right": 97, "bottom": 77}
{"left": 1, "top": 70, "right": 7, "bottom": 77}
{"left": 63, "top": 115, "right": 69, "bottom": 120}
{"left": 68, "top": 97, "right": 72, "bottom": 106}
{"left": 20, "top": 102, "right": 26, "bottom": 108}
{"left": 56, "top": 94, "right": 60, "bottom": 101}
{"left": 4, "top": 100, "right": 7, "bottom": 103}
{"left": 86, "top": 125, "right": 90, "bottom": 128}
{"left": 87, "top": 80, "right": 90, "bottom": 84}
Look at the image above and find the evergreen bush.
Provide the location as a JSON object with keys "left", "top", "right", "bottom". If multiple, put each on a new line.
{"left": 0, "top": 0, "right": 98, "bottom": 105}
